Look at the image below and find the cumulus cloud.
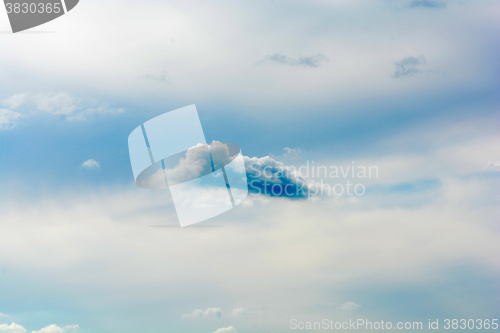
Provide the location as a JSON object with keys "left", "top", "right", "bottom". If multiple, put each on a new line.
{"left": 392, "top": 55, "right": 427, "bottom": 78}
{"left": 0, "top": 323, "right": 26, "bottom": 333}
{"left": 2, "top": 93, "right": 28, "bottom": 109}
{"left": 31, "top": 325, "right": 79, "bottom": 333}
{"left": 336, "top": 302, "right": 361, "bottom": 311}
{"left": 245, "top": 155, "right": 313, "bottom": 198}
{"left": 213, "top": 327, "right": 237, "bottom": 333}
{"left": 31, "top": 325, "right": 78, "bottom": 333}
{"left": 139, "top": 71, "right": 172, "bottom": 84}
{"left": 257, "top": 53, "right": 329, "bottom": 68}
{"left": 81, "top": 159, "right": 100, "bottom": 169}
{"left": 231, "top": 308, "right": 257, "bottom": 316}
{"left": 182, "top": 307, "right": 222, "bottom": 319}
{"left": 0, "top": 109, "right": 25, "bottom": 130}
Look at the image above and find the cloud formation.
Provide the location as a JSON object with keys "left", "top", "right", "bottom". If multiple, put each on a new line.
{"left": 139, "top": 71, "right": 172, "bottom": 84}
{"left": 32, "top": 325, "right": 79, "bottom": 333}
{"left": 81, "top": 159, "right": 100, "bottom": 169}
{"left": 336, "top": 302, "right": 361, "bottom": 311}
{"left": 230, "top": 308, "right": 257, "bottom": 316}
{"left": 1, "top": 93, "right": 124, "bottom": 122}
{"left": 0, "top": 323, "right": 26, "bottom": 333}
{"left": 213, "top": 327, "right": 237, "bottom": 333}
{"left": 1, "top": 93, "right": 27, "bottom": 109}
{"left": 257, "top": 53, "right": 329, "bottom": 68}
{"left": 181, "top": 308, "right": 222, "bottom": 319}
{"left": 244, "top": 155, "right": 313, "bottom": 198}
{"left": 408, "top": 0, "right": 446, "bottom": 9}
{"left": 0, "top": 109, "right": 25, "bottom": 130}
{"left": 393, "top": 55, "right": 427, "bottom": 78}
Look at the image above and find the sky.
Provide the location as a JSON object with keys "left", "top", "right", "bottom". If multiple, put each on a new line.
{"left": 0, "top": 0, "right": 499, "bottom": 332}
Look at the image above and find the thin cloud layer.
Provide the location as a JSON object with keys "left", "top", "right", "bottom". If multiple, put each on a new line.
{"left": 408, "top": 0, "right": 446, "bottom": 9}
{"left": 392, "top": 55, "right": 427, "bottom": 78}
{"left": 182, "top": 308, "right": 222, "bottom": 319}
{"left": 0, "top": 109, "right": 24, "bottom": 130}
{"left": 257, "top": 53, "right": 329, "bottom": 68}
{"left": 0, "top": 93, "right": 125, "bottom": 122}
{"left": 336, "top": 302, "right": 361, "bottom": 311}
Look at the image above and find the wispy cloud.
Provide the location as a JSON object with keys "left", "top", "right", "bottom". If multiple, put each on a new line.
{"left": 257, "top": 53, "right": 329, "bottom": 68}
{"left": 31, "top": 325, "right": 79, "bottom": 333}
{"left": 408, "top": 0, "right": 446, "bottom": 9}
{"left": 1, "top": 93, "right": 28, "bottom": 109}
{"left": 336, "top": 302, "right": 361, "bottom": 311}
{"left": 81, "top": 159, "right": 100, "bottom": 169}
{"left": 231, "top": 308, "right": 257, "bottom": 316}
{"left": 213, "top": 327, "right": 237, "bottom": 333}
{"left": 392, "top": 55, "right": 427, "bottom": 78}
{"left": 139, "top": 71, "right": 172, "bottom": 84}
{"left": 182, "top": 307, "right": 222, "bottom": 319}
{"left": 1, "top": 93, "right": 125, "bottom": 122}
{"left": 33, "top": 92, "right": 124, "bottom": 121}
{"left": 0, "top": 109, "right": 25, "bottom": 130}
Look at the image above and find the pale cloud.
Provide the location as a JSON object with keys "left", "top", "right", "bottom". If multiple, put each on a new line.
{"left": 0, "top": 93, "right": 125, "bottom": 122}
{"left": 392, "top": 55, "right": 427, "bottom": 78}
{"left": 181, "top": 308, "right": 222, "bottom": 319}
{"left": 485, "top": 161, "right": 500, "bottom": 171}
{"left": 0, "top": 109, "right": 25, "bottom": 130}
{"left": 213, "top": 327, "right": 237, "bottom": 333}
{"left": 336, "top": 302, "right": 361, "bottom": 311}
{"left": 81, "top": 159, "right": 100, "bottom": 169}
{"left": 2, "top": 93, "right": 28, "bottom": 109}
{"left": 257, "top": 53, "right": 329, "bottom": 68}
{"left": 408, "top": 0, "right": 446, "bottom": 9}
{"left": 34, "top": 92, "right": 78, "bottom": 116}
{"left": 0, "top": 323, "right": 26, "bottom": 333}
{"left": 31, "top": 325, "right": 79, "bottom": 333}
{"left": 139, "top": 71, "right": 172, "bottom": 84}
{"left": 0, "top": 313, "right": 8, "bottom": 318}
{"left": 33, "top": 92, "right": 124, "bottom": 121}
{"left": 231, "top": 308, "right": 257, "bottom": 316}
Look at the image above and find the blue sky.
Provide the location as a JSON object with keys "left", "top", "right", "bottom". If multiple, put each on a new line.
{"left": 0, "top": 1, "right": 499, "bottom": 333}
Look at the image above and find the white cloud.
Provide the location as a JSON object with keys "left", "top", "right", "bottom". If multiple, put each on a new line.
{"left": 0, "top": 109, "right": 25, "bottom": 130}
{"left": 485, "top": 161, "right": 500, "bottom": 170}
{"left": 0, "top": 323, "right": 26, "bottom": 333}
{"left": 213, "top": 327, "right": 237, "bottom": 333}
{"left": 2, "top": 93, "right": 28, "bottom": 109}
{"left": 0, "top": 313, "right": 8, "bottom": 318}
{"left": 34, "top": 92, "right": 78, "bottom": 116}
{"left": 182, "top": 308, "right": 222, "bottom": 319}
{"left": 0, "top": 93, "right": 125, "bottom": 122}
{"left": 81, "top": 159, "right": 100, "bottom": 169}
{"left": 231, "top": 308, "right": 257, "bottom": 316}
{"left": 33, "top": 92, "right": 124, "bottom": 121}
{"left": 31, "top": 325, "right": 79, "bottom": 333}
{"left": 336, "top": 302, "right": 361, "bottom": 311}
